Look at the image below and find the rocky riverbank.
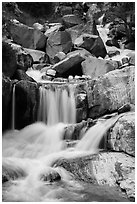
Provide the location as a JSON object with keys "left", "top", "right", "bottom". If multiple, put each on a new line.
{"left": 2, "top": 2, "right": 135, "bottom": 202}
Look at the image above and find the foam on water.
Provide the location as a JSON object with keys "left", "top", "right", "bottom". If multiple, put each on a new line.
{"left": 3, "top": 113, "right": 126, "bottom": 201}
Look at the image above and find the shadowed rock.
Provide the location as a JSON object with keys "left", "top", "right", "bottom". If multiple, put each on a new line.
{"left": 8, "top": 20, "right": 47, "bottom": 50}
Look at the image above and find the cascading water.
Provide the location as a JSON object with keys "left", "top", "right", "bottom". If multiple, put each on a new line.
{"left": 11, "top": 84, "right": 16, "bottom": 130}
{"left": 2, "top": 114, "right": 127, "bottom": 202}
{"left": 37, "top": 84, "right": 76, "bottom": 125}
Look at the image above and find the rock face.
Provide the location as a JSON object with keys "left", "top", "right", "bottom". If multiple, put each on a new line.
{"left": 62, "top": 14, "right": 82, "bottom": 28}
{"left": 14, "top": 80, "right": 39, "bottom": 129}
{"left": 2, "top": 75, "right": 13, "bottom": 131}
{"left": 107, "top": 112, "right": 135, "bottom": 156}
{"left": 74, "top": 34, "right": 107, "bottom": 58}
{"left": 12, "top": 69, "right": 36, "bottom": 82}
{"left": 54, "top": 152, "right": 135, "bottom": 200}
{"left": 10, "top": 43, "right": 33, "bottom": 71}
{"left": 8, "top": 20, "right": 47, "bottom": 50}
{"left": 46, "top": 29, "right": 73, "bottom": 64}
{"left": 81, "top": 56, "right": 116, "bottom": 79}
{"left": 2, "top": 41, "right": 17, "bottom": 77}
{"left": 52, "top": 49, "right": 91, "bottom": 76}
{"left": 86, "top": 66, "right": 135, "bottom": 118}
{"left": 3, "top": 41, "right": 33, "bottom": 78}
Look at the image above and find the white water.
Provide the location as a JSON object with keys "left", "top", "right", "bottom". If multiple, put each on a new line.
{"left": 37, "top": 85, "right": 76, "bottom": 125}
{"left": 11, "top": 84, "right": 15, "bottom": 130}
{"left": 3, "top": 114, "right": 123, "bottom": 202}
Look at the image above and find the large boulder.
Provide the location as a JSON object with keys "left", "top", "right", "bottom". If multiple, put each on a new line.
{"left": 81, "top": 56, "right": 117, "bottom": 79}
{"left": 2, "top": 74, "right": 13, "bottom": 131}
{"left": 74, "top": 34, "right": 107, "bottom": 58}
{"left": 86, "top": 66, "right": 135, "bottom": 118}
{"left": 107, "top": 112, "right": 135, "bottom": 156}
{"left": 52, "top": 49, "right": 91, "bottom": 76}
{"left": 67, "top": 21, "right": 98, "bottom": 44}
{"left": 46, "top": 29, "right": 73, "bottom": 64}
{"left": 62, "top": 14, "right": 82, "bottom": 28}
{"left": 14, "top": 80, "right": 39, "bottom": 129}
{"left": 54, "top": 152, "right": 135, "bottom": 200}
{"left": 8, "top": 20, "right": 47, "bottom": 50}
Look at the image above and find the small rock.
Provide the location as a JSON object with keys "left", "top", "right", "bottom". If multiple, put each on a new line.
{"left": 54, "top": 51, "right": 66, "bottom": 63}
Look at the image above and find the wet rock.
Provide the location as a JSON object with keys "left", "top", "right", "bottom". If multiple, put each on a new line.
{"left": 2, "top": 74, "right": 13, "bottom": 131}
{"left": 76, "top": 107, "right": 88, "bottom": 123}
{"left": 53, "top": 49, "right": 91, "bottom": 76}
{"left": 64, "top": 120, "right": 88, "bottom": 140}
{"left": 81, "top": 56, "right": 116, "bottom": 79}
{"left": 2, "top": 158, "right": 27, "bottom": 183}
{"left": 46, "top": 29, "right": 72, "bottom": 64}
{"left": 106, "top": 39, "right": 120, "bottom": 48}
{"left": 108, "top": 50, "right": 120, "bottom": 58}
{"left": 2, "top": 41, "right": 17, "bottom": 77}
{"left": 8, "top": 20, "right": 47, "bottom": 50}
{"left": 14, "top": 80, "right": 39, "bottom": 129}
{"left": 62, "top": 14, "right": 82, "bottom": 28}
{"left": 86, "top": 66, "right": 135, "bottom": 118}
{"left": 107, "top": 112, "right": 135, "bottom": 156}
{"left": 74, "top": 34, "right": 107, "bottom": 58}
{"left": 54, "top": 151, "right": 135, "bottom": 199}
{"left": 39, "top": 168, "right": 61, "bottom": 183}
{"left": 24, "top": 48, "right": 46, "bottom": 63}
{"left": 12, "top": 69, "right": 36, "bottom": 82}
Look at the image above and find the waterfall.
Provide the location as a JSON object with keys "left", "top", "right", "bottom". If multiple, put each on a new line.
{"left": 75, "top": 115, "right": 122, "bottom": 151}
{"left": 2, "top": 114, "right": 124, "bottom": 202}
{"left": 37, "top": 85, "right": 76, "bottom": 125}
{"left": 11, "top": 84, "right": 16, "bottom": 130}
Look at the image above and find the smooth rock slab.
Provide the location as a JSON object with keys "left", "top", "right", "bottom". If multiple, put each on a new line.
{"left": 54, "top": 151, "right": 135, "bottom": 199}
{"left": 107, "top": 112, "right": 135, "bottom": 156}
{"left": 81, "top": 56, "right": 117, "bottom": 79}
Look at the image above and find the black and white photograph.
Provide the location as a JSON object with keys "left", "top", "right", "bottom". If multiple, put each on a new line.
{"left": 2, "top": 1, "right": 135, "bottom": 202}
